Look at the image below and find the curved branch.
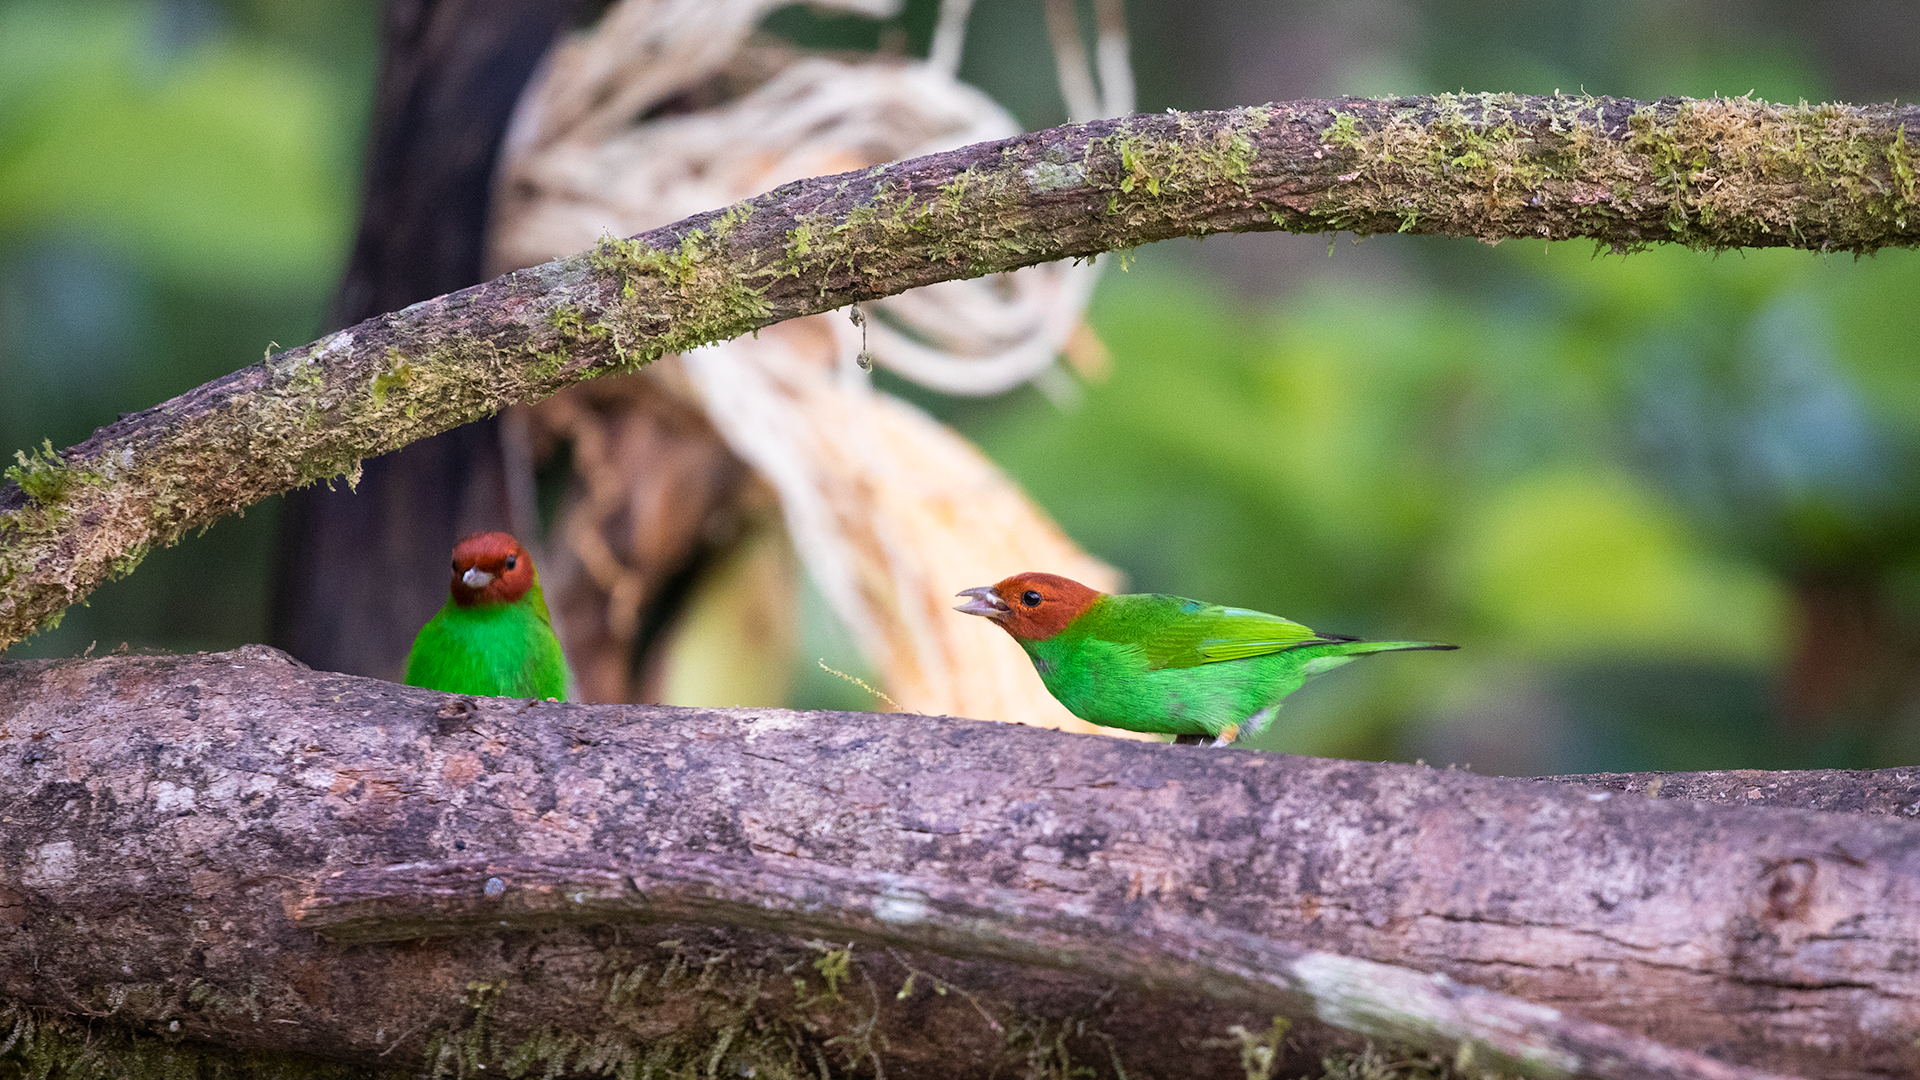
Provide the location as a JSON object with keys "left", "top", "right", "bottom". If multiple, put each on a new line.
{"left": 294, "top": 853, "right": 1792, "bottom": 1080}
{"left": 4, "top": 94, "right": 1919, "bottom": 647}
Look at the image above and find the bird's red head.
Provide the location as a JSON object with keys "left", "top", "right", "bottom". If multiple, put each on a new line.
{"left": 954, "top": 572, "right": 1103, "bottom": 641}
{"left": 448, "top": 532, "right": 537, "bottom": 607}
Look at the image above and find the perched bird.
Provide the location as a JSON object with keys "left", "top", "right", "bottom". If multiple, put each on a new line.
{"left": 405, "top": 532, "right": 571, "bottom": 700}
{"left": 955, "top": 572, "right": 1454, "bottom": 745}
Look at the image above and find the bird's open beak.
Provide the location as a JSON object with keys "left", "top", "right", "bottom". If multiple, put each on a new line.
{"left": 954, "top": 586, "right": 1010, "bottom": 619}
{"left": 462, "top": 567, "right": 495, "bottom": 589}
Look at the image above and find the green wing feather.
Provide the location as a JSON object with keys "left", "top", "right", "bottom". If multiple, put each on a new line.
{"left": 1090, "top": 594, "right": 1338, "bottom": 671}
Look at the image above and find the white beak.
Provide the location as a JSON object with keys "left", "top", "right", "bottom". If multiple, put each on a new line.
{"left": 953, "top": 586, "right": 1010, "bottom": 618}
{"left": 462, "top": 567, "right": 494, "bottom": 589}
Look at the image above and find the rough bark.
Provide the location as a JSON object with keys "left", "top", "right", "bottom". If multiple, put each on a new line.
{"left": 5, "top": 94, "right": 1920, "bottom": 649}
{"left": 1539, "top": 767, "right": 1920, "bottom": 818}
{"left": 4, "top": 649, "right": 1918, "bottom": 1079}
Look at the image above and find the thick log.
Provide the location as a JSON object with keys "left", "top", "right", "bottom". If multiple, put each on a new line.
{"left": 5, "top": 94, "right": 1920, "bottom": 648}
{"left": 2, "top": 649, "right": 1917, "bottom": 1078}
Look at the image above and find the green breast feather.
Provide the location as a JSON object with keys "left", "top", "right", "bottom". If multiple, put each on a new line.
{"left": 404, "top": 594, "right": 570, "bottom": 701}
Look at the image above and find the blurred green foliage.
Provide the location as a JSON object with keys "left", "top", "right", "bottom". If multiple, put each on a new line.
{"left": 6, "top": 0, "right": 1920, "bottom": 774}
{"left": 0, "top": 4, "right": 356, "bottom": 289}
{"left": 0, "top": 0, "right": 373, "bottom": 657}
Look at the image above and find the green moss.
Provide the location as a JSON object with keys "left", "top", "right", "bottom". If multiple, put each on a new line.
{"left": 369, "top": 354, "right": 416, "bottom": 412}
{"left": 709, "top": 203, "right": 754, "bottom": 238}
{"left": 268, "top": 348, "right": 326, "bottom": 398}
{"left": 807, "top": 943, "right": 852, "bottom": 1001}
{"left": 531, "top": 303, "right": 613, "bottom": 382}
{"left": 587, "top": 226, "right": 773, "bottom": 363}
{"left": 417, "top": 940, "right": 836, "bottom": 1080}
{"left": 3, "top": 956, "right": 1485, "bottom": 1080}
{"left": 0, "top": 440, "right": 118, "bottom": 621}
{"left": 4, "top": 441, "right": 101, "bottom": 513}
{"left": 1217, "top": 1017, "right": 1294, "bottom": 1080}
{"left": 940, "top": 169, "right": 977, "bottom": 208}
{"left": 403, "top": 932, "right": 1513, "bottom": 1080}
{"left": 774, "top": 159, "right": 1042, "bottom": 286}
{"left": 0, "top": 1000, "right": 401, "bottom": 1080}
{"left": 1096, "top": 114, "right": 1260, "bottom": 219}
{"left": 1311, "top": 93, "right": 1920, "bottom": 253}
{"left": 1317, "top": 1044, "right": 1467, "bottom": 1080}
{"left": 786, "top": 222, "right": 815, "bottom": 259}
{"left": 840, "top": 182, "right": 913, "bottom": 237}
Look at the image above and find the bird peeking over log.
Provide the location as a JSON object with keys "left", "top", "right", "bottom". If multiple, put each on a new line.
{"left": 405, "top": 532, "right": 571, "bottom": 701}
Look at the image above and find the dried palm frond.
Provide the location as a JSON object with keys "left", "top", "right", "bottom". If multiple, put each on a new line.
{"left": 491, "top": 0, "right": 1149, "bottom": 736}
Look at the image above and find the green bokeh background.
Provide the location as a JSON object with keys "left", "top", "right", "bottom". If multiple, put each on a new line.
{"left": 6, "top": 0, "right": 1920, "bottom": 774}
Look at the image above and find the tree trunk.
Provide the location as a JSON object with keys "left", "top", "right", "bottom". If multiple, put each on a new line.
{"left": 271, "top": 0, "right": 584, "bottom": 683}
{"left": 4, "top": 648, "right": 1917, "bottom": 1079}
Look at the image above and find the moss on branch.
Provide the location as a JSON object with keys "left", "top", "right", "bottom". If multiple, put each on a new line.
{"left": 1306, "top": 93, "right": 1920, "bottom": 250}
{"left": 1, "top": 93, "right": 1917, "bottom": 649}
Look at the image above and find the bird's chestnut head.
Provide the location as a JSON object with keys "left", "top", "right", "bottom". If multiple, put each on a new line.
{"left": 954, "top": 572, "right": 1103, "bottom": 641}
{"left": 448, "top": 532, "right": 537, "bottom": 607}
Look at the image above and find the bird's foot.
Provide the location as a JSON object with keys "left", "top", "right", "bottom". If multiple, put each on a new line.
{"left": 1171, "top": 726, "right": 1238, "bottom": 747}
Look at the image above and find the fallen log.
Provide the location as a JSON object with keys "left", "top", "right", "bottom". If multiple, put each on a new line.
{"left": 2, "top": 648, "right": 1917, "bottom": 1078}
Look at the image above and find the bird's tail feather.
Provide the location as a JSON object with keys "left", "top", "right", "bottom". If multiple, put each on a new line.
{"left": 1296, "top": 638, "right": 1454, "bottom": 678}
{"left": 1312, "top": 638, "right": 1457, "bottom": 657}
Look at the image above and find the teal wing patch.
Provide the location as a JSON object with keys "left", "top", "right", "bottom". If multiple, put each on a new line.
{"left": 1118, "top": 597, "right": 1331, "bottom": 671}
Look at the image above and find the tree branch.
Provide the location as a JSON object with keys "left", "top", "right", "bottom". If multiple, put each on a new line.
{"left": 4, "top": 648, "right": 1918, "bottom": 1077}
{"left": 292, "top": 853, "right": 1794, "bottom": 1080}
{"left": 3, "top": 94, "right": 1920, "bottom": 648}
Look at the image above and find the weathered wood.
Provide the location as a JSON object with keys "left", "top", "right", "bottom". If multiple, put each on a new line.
{"left": 2, "top": 648, "right": 1917, "bottom": 1077}
{"left": 1540, "top": 768, "right": 1920, "bottom": 818}
{"left": 292, "top": 853, "right": 1795, "bottom": 1080}
{"left": 5, "top": 94, "right": 1920, "bottom": 648}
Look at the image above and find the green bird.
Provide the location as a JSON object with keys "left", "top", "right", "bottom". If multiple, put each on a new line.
{"left": 956, "top": 572, "right": 1454, "bottom": 745}
{"left": 405, "top": 531, "right": 571, "bottom": 700}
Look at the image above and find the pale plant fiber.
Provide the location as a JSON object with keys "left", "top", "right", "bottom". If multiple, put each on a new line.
{"left": 489, "top": 0, "right": 1145, "bottom": 733}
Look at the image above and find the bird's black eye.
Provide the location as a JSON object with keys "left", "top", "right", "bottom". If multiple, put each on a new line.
{"left": 504, "top": 554, "right": 517, "bottom": 570}
{"left": 1021, "top": 590, "right": 1042, "bottom": 607}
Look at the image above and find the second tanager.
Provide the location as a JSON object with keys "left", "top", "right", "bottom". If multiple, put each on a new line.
{"left": 956, "top": 572, "right": 1453, "bottom": 745}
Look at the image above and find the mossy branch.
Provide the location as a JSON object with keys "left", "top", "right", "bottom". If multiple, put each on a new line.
{"left": 4, "top": 93, "right": 1919, "bottom": 648}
